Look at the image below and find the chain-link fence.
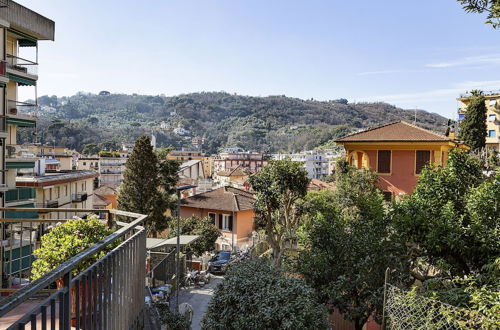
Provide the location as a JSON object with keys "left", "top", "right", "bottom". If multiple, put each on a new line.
{"left": 384, "top": 284, "right": 495, "bottom": 329}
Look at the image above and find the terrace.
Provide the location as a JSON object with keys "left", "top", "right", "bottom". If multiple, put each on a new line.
{"left": 0, "top": 207, "right": 148, "bottom": 329}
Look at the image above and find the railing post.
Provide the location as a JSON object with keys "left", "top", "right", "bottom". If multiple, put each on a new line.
{"left": 62, "top": 271, "right": 72, "bottom": 330}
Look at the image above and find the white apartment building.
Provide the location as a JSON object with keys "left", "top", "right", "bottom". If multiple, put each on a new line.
{"left": 273, "top": 152, "right": 330, "bottom": 179}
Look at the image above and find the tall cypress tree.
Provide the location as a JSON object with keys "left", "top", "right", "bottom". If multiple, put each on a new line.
{"left": 459, "top": 90, "right": 487, "bottom": 150}
{"left": 118, "top": 136, "right": 167, "bottom": 236}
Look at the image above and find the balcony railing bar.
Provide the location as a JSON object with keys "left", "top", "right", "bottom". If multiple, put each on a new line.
{"left": 5, "top": 54, "right": 38, "bottom": 76}
{"left": 0, "top": 207, "right": 146, "bottom": 320}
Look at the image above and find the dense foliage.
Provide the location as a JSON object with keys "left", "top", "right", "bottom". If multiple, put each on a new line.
{"left": 458, "top": 0, "right": 500, "bottom": 28}
{"left": 31, "top": 217, "right": 113, "bottom": 280}
{"left": 391, "top": 151, "right": 498, "bottom": 278}
{"left": 117, "top": 136, "right": 170, "bottom": 236}
{"left": 167, "top": 216, "right": 220, "bottom": 256}
{"left": 297, "top": 163, "right": 408, "bottom": 330}
{"left": 24, "top": 92, "right": 447, "bottom": 153}
{"left": 459, "top": 90, "right": 487, "bottom": 150}
{"left": 201, "top": 259, "right": 328, "bottom": 330}
{"left": 250, "top": 159, "right": 310, "bottom": 266}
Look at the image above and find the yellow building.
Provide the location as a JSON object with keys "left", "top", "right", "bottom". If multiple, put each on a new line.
{"left": 16, "top": 170, "right": 98, "bottom": 220}
{"left": 458, "top": 92, "right": 500, "bottom": 150}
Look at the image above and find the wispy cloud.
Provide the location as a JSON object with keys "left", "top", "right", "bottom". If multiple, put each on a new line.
{"left": 357, "top": 69, "right": 419, "bottom": 76}
{"left": 360, "top": 80, "right": 500, "bottom": 104}
{"left": 425, "top": 54, "right": 500, "bottom": 68}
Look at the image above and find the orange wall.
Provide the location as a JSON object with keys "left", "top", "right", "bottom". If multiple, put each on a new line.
{"left": 180, "top": 206, "right": 256, "bottom": 248}
{"left": 347, "top": 147, "right": 445, "bottom": 197}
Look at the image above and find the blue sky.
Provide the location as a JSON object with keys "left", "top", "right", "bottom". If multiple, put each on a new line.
{"left": 17, "top": 0, "right": 500, "bottom": 118}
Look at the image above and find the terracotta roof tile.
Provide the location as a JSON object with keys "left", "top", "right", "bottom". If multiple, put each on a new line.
{"left": 180, "top": 186, "right": 255, "bottom": 212}
{"left": 336, "top": 121, "right": 450, "bottom": 143}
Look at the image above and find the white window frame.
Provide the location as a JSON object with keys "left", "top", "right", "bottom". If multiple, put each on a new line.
{"left": 222, "top": 214, "right": 232, "bottom": 231}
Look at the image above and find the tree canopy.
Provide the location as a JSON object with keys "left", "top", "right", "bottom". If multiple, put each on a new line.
{"left": 117, "top": 136, "right": 169, "bottom": 236}
{"left": 168, "top": 216, "right": 220, "bottom": 256}
{"left": 249, "top": 159, "right": 310, "bottom": 266}
{"left": 297, "top": 163, "right": 408, "bottom": 330}
{"left": 459, "top": 90, "right": 487, "bottom": 150}
{"left": 201, "top": 259, "right": 329, "bottom": 330}
{"left": 458, "top": 0, "right": 500, "bottom": 28}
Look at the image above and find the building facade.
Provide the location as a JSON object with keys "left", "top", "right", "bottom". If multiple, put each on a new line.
{"left": 180, "top": 186, "right": 256, "bottom": 251}
{"left": 458, "top": 91, "right": 500, "bottom": 151}
{"left": 213, "top": 152, "right": 268, "bottom": 174}
{"left": 273, "top": 152, "right": 330, "bottom": 179}
{"left": 98, "top": 151, "right": 128, "bottom": 187}
{"left": 336, "top": 121, "right": 465, "bottom": 199}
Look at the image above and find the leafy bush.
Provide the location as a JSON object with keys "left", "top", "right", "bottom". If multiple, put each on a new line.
{"left": 168, "top": 216, "right": 220, "bottom": 256}
{"left": 31, "top": 216, "right": 113, "bottom": 280}
{"left": 154, "top": 302, "right": 191, "bottom": 330}
{"left": 201, "top": 259, "right": 328, "bottom": 330}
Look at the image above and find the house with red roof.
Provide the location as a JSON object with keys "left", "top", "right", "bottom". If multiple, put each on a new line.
{"left": 179, "top": 186, "right": 256, "bottom": 251}
{"left": 336, "top": 121, "right": 466, "bottom": 199}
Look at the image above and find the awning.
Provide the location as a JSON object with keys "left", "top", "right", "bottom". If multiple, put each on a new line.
{"left": 8, "top": 29, "right": 38, "bottom": 47}
{"left": 6, "top": 117, "right": 36, "bottom": 127}
{"left": 6, "top": 161, "right": 36, "bottom": 169}
{"left": 147, "top": 235, "right": 200, "bottom": 250}
{"left": 8, "top": 73, "right": 36, "bottom": 86}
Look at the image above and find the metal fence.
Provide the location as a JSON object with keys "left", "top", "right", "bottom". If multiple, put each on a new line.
{"left": 0, "top": 207, "right": 148, "bottom": 329}
{"left": 384, "top": 284, "right": 494, "bottom": 330}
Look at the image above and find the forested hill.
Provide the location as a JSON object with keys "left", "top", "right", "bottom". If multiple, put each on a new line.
{"left": 22, "top": 92, "right": 449, "bottom": 154}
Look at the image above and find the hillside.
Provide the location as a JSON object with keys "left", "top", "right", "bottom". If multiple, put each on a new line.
{"left": 20, "top": 92, "right": 449, "bottom": 154}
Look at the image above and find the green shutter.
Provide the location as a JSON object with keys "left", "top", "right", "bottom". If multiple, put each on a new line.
{"left": 8, "top": 73, "right": 36, "bottom": 86}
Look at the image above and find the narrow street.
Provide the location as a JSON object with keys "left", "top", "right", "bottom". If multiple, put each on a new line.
{"left": 177, "top": 275, "right": 223, "bottom": 330}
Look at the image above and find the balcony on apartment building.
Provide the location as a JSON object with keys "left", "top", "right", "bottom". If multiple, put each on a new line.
{"left": 71, "top": 192, "right": 88, "bottom": 203}
{"left": 6, "top": 100, "right": 37, "bottom": 127}
{"left": 5, "top": 187, "right": 35, "bottom": 206}
{"left": 0, "top": 207, "right": 147, "bottom": 329}
{"left": 100, "top": 161, "right": 124, "bottom": 167}
{"left": 36, "top": 200, "right": 59, "bottom": 208}
{"left": 5, "top": 54, "right": 38, "bottom": 81}
{"left": 6, "top": 145, "right": 37, "bottom": 170}
{"left": 100, "top": 169, "right": 122, "bottom": 174}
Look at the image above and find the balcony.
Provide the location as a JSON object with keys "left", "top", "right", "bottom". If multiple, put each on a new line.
{"left": 36, "top": 200, "right": 59, "bottom": 208}
{"left": 100, "top": 162, "right": 123, "bottom": 167}
{"left": 0, "top": 207, "right": 148, "bottom": 328}
{"left": 6, "top": 54, "right": 38, "bottom": 78}
{"left": 6, "top": 100, "right": 37, "bottom": 127}
{"left": 6, "top": 145, "right": 37, "bottom": 170}
{"left": 71, "top": 192, "right": 88, "bottom": 203}
{"left": 100, "top": 169, "right": 122, "bottom": 174}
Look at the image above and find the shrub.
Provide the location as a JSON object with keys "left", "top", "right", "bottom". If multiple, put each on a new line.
{"left": 31, "top": 216, "right": 113, "bottom": 280}
{"left": 201, "top": 259, "right": 328, "bottom": 330}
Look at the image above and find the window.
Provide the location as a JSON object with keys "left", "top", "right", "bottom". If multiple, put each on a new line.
{"left": 56, "top": 187, "right": 60, "bottom": 199}
{"left": 208, "top": 212, "right": 216, "bottom": 225}
{"left": 458, "top": 113, "right": 465, "bottom": 120}
{"left": 489, "top": 99, "right": 497, "bottom": 106}
{"left": 382, "top": 191, "right": 392, "bottom": 202}
{"left": 83, "top": 162, "right": 87, "bottom": 166}
{"left": 488, "top": 114, "right": 497, "bottom": 122}
{"left": 488, "top": 130, "right": 497, "bottom": 138}
{"left": 377, "top": 150, "right": 391, "bottom": 174}
{"left": 219, "top": 214, "right": 233, "bottom": 231}
{"left": 415, "top": 150, "right": 431, "bottom": 174}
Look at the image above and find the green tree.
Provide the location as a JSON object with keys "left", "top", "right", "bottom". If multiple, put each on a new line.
{"left": 118, "top": 136, "right": 168, "bottom": 236}
{"left": 458, "top": 0, "right": 500, "bottom": 28}
{"left": 459, "top": 90, "right": 487, "bottom": 150}
{"left": 201, "top": 259, "right": 328, "bottom": 330}
{"left": 249, "top": 159, "right": 310, "bottom": 267}
{"left": 168, "top": 216, "right": 220, "bottom": 256}
{"left": 297, "top": 163, "right": 406, "bottom": 330}
{"left": 391, "top": 150, "right": 499, "bottom": 278}
{"left": 82, "top": 143, "right": 100, "bottom": 155}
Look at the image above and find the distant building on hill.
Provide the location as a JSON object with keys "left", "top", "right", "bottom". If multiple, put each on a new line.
{"left": 336, "top": 121, "right": 467, "bottom": 200}
{"left": 99, "top": 90, "right": 110, "bottom": 96}
{"left": 213, "top": 151, "right": 269, "bottom": 174}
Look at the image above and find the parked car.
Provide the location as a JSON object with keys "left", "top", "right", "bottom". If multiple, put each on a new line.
{"left": 207, "top": 251, "right": 232, "bottom": 274}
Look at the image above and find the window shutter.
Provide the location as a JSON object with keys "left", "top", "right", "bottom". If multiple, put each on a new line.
{"left": 218, "top": 214, "right": 223, "bottom": 229}
{"left": 377, "top": 150, "right": 391, "bottom": 173}
{"left": 228, "top": 215, "right": 233, "bottom": 231}
{"left": 416, "top": 150, "right": 430, "bottom": 174}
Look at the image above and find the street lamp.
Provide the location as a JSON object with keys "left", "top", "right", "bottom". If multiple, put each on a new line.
{"left": 175, "top": 184, "right": 197, "bottom": 312}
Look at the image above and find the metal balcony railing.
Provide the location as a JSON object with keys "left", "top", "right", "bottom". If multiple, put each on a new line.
{"left": 36, "top": 200, "right": 59, "bottom": 208}
{"left": 0, "top": 207, "right": 148, "bottom": 329}
{"left": 71, "top": 192, "right": 88, "bottom": 203}
{"left": 6, "top": 54, "right": 38, "bottom": 76}
{"left": 100, "top": 170, "right": 122, "bottom": 174}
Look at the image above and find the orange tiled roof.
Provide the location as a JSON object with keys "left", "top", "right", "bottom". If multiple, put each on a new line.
{"left": 336, "top": 121, "right": 450, "bottom": 143}
{"left": 180, "top": 186, "right": 255, "bottom": 212}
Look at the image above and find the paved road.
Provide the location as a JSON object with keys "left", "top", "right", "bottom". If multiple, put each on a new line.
{"left": 178, "top": 275, "right": 222, "bottom": 330}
